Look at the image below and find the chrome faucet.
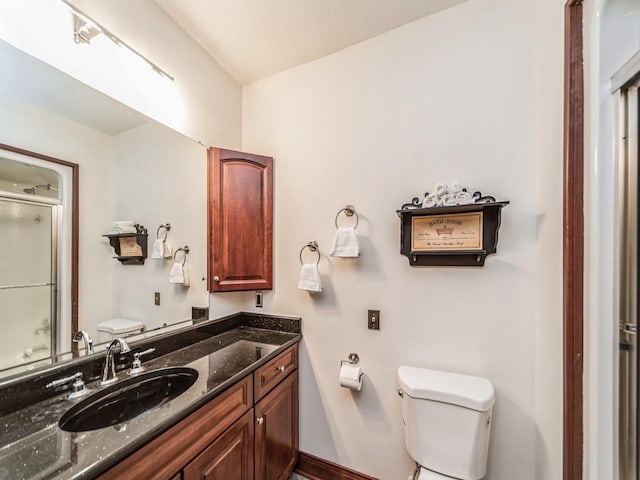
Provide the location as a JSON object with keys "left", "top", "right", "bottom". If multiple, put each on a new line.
{"left": 101, "top": 338, "right": 131, "bottom": 386}
{"left": 73, "top": 330, "right": 94, "bottom": 355}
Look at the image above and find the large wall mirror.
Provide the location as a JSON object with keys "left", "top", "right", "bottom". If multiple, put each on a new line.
{"left": 0, "top": 39, "right": 209, "bottom": 379}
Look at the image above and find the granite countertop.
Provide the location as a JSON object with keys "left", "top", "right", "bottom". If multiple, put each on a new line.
{"left": 0, "top": 313, "right": 301, "bottom": 480}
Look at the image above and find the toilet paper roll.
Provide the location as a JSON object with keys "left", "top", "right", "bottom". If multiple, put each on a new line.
{"left": 339, "top": 363, "right": 363, "bottom": 391}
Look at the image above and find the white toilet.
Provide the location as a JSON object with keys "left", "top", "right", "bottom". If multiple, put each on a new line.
{"left": 97, "top": 318, "right": 144, "bottom": 344}
{"left": 397, "top": 366, "right": 495, "bottom": 480}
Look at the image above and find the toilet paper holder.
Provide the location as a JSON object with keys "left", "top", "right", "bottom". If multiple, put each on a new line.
{"left": 340, "top": 353, "right": 359, "bottom": 367}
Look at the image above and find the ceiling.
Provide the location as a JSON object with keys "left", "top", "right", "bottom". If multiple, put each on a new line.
{"left": 155, "top": 0, "right": 470, "bottom": 85}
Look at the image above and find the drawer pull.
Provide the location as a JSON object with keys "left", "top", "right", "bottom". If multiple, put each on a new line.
{"left": 256, "top": 417, "right": 264, "bottom": 425}
{"left": 276, "top": 365, "right": 285, "bottom": 372}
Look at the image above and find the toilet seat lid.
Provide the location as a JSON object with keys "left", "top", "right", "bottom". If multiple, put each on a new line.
{"left": 418, "top": 467, "right": 456, "bottom": 480}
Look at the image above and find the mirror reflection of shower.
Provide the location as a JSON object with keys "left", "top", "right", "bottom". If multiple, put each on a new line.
{"left": 23, "top": 184, "right": 58, "bottom": 195}
{"left": 0, "top": 155, "right": 62, "bottom": 374}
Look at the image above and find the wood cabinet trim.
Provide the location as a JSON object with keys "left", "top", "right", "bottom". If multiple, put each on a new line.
{"left": 295, "top": 451, "right": 378, "bottom": 480}
{"left": 254, "top": 344, "right": 298, "bottom": 402}
{"left": 97, "top": 375, "right": 253, "bottom": 480}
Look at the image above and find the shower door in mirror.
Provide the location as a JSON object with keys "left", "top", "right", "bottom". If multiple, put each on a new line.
{"left": 619, "top": 78, "right": 640, "bottom": 480}
{"left": 0, "top": 197, "right": 58, "bottom": 372}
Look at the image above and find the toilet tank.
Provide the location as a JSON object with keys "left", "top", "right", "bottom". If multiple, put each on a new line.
{"left": 397, "top": 366, "right": 495, "bottom": 480}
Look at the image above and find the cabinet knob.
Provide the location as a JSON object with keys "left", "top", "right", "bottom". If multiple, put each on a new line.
{"left": 213, "top": 276, "right": 220, "bottom": 282}
{"left": 256, "top": 417, "right": 264, "bottom": 425}
{"left": 276, "top": 365, "right": 285, "bottom": 372}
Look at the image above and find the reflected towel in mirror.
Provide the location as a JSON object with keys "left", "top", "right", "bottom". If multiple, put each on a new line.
{"left": 169, "top": 262, "right": 189, "bottom": 286}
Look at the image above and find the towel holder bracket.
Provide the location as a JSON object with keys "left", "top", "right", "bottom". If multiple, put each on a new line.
{"left": 156, "top": 223, "right": 171, "bottom": 240}
{"left": 299, "top": 241, "right": 320, "bottom": 265}
{"left": 335, "top": 205, "right": 359, "bottom": 229}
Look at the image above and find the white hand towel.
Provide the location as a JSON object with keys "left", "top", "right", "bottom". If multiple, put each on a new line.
{"left": 151, "top": 239, "right": 165, "bottom": 259}
{"left": 182, "top": 264, "right": 190, "bottom": 287}
{"left": 298, "top": 263, "right": 322, "bottom": 292}
{"left": 169, "top": 262, "right": 185, "bottom": 284}
{"left": 433, "top": 182, "right": 448, "bottom": 197}
{"left": 162, "top": 241, "right": 173, "bottom": 258}
{"left": 455, "top": 191, "right": 473, "bottom": 205}
{"left": 330, "top": 227, "right": 359, "bottom": 257}
{"left": 422, "top": 193, "right": 438, "bottom": 208}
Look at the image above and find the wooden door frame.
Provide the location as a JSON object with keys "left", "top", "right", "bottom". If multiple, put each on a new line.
{"left": 563, "top": 1, "right": 584, "bottom": 479}
{"left": 0, "top": 143, "right": 80, "bottom": 349}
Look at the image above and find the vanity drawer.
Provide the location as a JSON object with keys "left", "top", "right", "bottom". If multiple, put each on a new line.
{"left": 254, "top": 344, "right": 298, "bottom": 402}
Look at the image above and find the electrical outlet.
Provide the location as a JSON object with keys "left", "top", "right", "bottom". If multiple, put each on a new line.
{"left": 368, "top": 309, "right": 380, "bottom": 330}
{"left": 154, "top": 292, "right": 160, "bottom": 306}
{"left": 256, "top": 291, "right": 263, "bottom": 308}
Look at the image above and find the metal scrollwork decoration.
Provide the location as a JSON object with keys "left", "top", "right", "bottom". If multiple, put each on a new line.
{"left": 400, "top": 181, "right": 496, "bottom": 210}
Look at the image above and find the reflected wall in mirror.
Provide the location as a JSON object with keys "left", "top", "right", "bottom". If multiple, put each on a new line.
{"left": 0, "top": 40, "right": 209, "bottom": 379}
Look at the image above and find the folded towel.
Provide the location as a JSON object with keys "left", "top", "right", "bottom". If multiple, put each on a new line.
{"left": 113, "top": 220, "right": 134, "bottom": 227}
{"left": 170, "top": 262, "right": 190, "bottom": 286}
{"left": 151, "top": 239, "right": 165, "bottom": 259}
{"left": 448, "top": 182, "right": 462, "bottom": 194}
{"left": 330, "top": 227, "right": 359, "bottom": 257}
{"left": 455, "top": 191, "right": 473, "bottom": 205}
{"left": 182, "top": 264, "right": 190, "bottom": 287}
{"left": 109, "top": 225, "right": 138, "bottom": 234}
{"left": 162, "top": 241, "right": 173, "bottom": 258}
{"left": 151, "top": 239, "right": 173, "bottom": 259}
{"left": 169, "top": 262, "right": 185, "bottom": 284}
{"left": 442, "top": 194, "right": 457, "bottom": 206}
{"left": 433, "top": 182, "right": 448, "bottom": 197}
{"left": 422, "top": 193, "right": 438, "bottom": 208}
{"left": 298, "top": 263, "right": 322, "bottom": 292}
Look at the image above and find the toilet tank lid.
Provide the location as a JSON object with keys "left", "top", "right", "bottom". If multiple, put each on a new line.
{"left": 397, "top": 366, "right": 495, "bottom": 411}
{"left": 97, "top": 318, "right": 144, "bottom": 334}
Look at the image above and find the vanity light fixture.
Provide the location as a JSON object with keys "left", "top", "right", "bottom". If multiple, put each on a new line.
{"left": 61, "top": 0, "right": 174, "bottom": 81}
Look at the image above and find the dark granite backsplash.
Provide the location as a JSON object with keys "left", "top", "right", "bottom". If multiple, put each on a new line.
{"left": 0, "top": 312, "right": 300, "bottom": 417}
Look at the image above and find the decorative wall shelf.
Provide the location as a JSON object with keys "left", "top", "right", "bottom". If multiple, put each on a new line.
{"left": 103, "top": 224, "right": 148, "bottom": 265}
{"left": 396, "top": 201, "right": 509, "bottom": 267}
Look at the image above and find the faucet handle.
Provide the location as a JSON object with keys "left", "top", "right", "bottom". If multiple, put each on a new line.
{"left": 129, "top": 348, "right": 156, "bottom": 375}
{"left": 46, "top": 372, "right": 87, "bottom": 399}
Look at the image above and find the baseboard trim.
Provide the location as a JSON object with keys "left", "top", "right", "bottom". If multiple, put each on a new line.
{"left": 294, "top": 451, "right": 378, "bottom": 480}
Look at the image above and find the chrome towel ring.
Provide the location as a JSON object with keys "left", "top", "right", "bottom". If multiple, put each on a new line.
{"left": 174, "top": 245, "right": 190, "bottom": 265}
{"left": 156, "top": 223, "right": 171, "bottom": 240}
{"left": 335, "top": 205, "right": 358, "bottom": 229}
{"left": 299, "top": 241, "right": 320, "bottom": 265}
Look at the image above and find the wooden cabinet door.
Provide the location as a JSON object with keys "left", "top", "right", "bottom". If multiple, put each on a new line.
{"left": 208, "top": 147, "right": 273, "bottom": 292}
{"left": 254, "top": 372, "right": 298, "bottom": 480}
{"left": 183, "top": 410, "right": 255, "bottom": 480}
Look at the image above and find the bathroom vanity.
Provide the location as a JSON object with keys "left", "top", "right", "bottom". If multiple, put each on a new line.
{"left": 0, "top": 313, "right": 301, "bottom": 480}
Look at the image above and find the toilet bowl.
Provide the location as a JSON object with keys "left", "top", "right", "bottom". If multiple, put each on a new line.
{"left": 97, "top": 318, "right": 144, "bottom": 344}
{"left": 397, "top": 366, "right": 495, "bottom": 480}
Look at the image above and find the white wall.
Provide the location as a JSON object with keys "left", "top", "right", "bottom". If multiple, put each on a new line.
{"left": 242, "top": 0, "right": 562, "bottom": 478}
{"left": 0, "top": 0, "right": 241, "bottom": 149}
{"left": 584, "top": 0, "right": 640, "bottom": 478}
{"left": 110, "top": 122, "right": 209, "bottom": 332}
{"left": 533, "top": 0, "right": 564, "bottom": 478}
